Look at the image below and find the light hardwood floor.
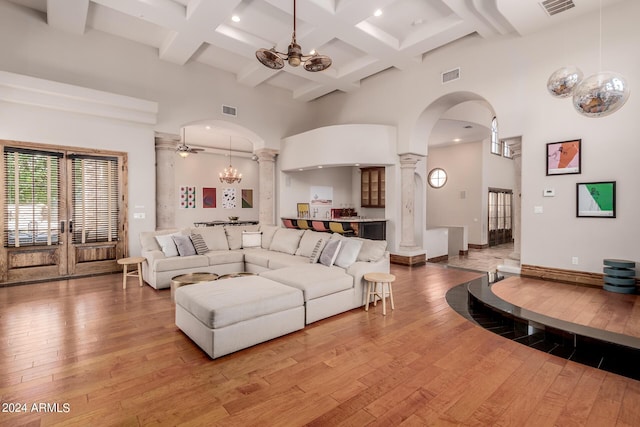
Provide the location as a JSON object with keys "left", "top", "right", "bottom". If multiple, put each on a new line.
{"left": 1, "top": 264, "right": 639, "bottom": 426}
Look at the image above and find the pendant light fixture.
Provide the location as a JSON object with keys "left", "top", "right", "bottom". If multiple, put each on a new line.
{"left": 219, "top": 137, "right": 242, "bottom": 184}
{"left": 255, "top": 0, "right": 332, "bottom": 72}
{"left": 573, "top": 0, "right": 630, "bottom": 117}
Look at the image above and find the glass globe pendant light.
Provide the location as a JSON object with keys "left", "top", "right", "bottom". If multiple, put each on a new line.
{"left": 573, "top": 0, "right": 630, "bottom": 117}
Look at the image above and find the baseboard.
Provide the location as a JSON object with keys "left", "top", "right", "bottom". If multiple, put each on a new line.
{"left": 427, "top": 255, "right": 448, "bottom": 263}
{"left": 468, "top": 244, "right": 489, "bottom": 249}
{"left": 390, "top": 253, "right": 426, "bottom": 266}
{"left": 459, "top": 250, "right": 469, "bottom": 256}
{"left": 520, "top": 264, "right": 605, "bottom": 287}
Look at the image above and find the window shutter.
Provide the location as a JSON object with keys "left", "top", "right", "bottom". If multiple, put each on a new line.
{"left": 71, "top": 155, "right": 119, "bottom": 244}
{"left": 3, "top": 148, "right": 62, "bottom": 247}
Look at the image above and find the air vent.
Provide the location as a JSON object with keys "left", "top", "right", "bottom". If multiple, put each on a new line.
{"left": 222, "top": 105, "right": 237, "bottom": 117}
{"left": 441, "top": 68, "right": 460, "bottom": 84}
{"left": 540, "top": 0, "right": 575, "bottom": 16}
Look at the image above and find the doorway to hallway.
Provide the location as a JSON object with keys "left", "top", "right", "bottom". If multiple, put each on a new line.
{"left": 488, "top": 188, "right": 513, "bottom": 247}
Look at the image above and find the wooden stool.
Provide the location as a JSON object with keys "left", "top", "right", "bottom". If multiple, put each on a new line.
{"left": 117, "top": 256, "right": 145, "bottom": 289}
{"left": 364, "top": 272, "right": 396, "bottom": 315}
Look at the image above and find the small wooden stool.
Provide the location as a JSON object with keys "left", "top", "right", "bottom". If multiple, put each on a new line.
{"left": 117, "top": 256, "right": 145, "bottom": 289}
{"left": 364, "top": 272, "right": 396, "bottom": 315}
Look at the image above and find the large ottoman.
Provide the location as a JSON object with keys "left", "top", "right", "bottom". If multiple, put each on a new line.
{"left": 175, "top": 276, "right": 304, "bottom": 359}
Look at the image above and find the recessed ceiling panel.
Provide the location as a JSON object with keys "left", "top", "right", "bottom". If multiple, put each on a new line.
{"left": 88, "top": 3, "right": 170, "bottom": 48}
{"left": 363, "top": 0, "right": 452, "bottom": 42}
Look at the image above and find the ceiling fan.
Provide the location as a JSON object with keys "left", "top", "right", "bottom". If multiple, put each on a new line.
{"left": 176, "top": 128, "right": 204, "bottom": 158}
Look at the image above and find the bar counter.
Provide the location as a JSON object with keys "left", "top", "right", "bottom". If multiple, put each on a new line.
{"left": 281, "top": 217, "right": 387, "bottom": 240}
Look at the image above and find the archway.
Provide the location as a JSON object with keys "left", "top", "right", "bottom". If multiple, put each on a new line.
{"left": 155, "top": 120, "right": 277, "bottom": 229}
{"left": 407, "top": 91, "right": 519, "bottom": 263}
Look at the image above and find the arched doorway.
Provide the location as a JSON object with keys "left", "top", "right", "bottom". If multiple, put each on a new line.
{"left": 409, "top": 92, "right": 520, "bottom": 263}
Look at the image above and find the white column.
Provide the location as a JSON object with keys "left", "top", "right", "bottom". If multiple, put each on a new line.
{"left": 256, "top": 149, "right": 278, "bottom": 225}
{"left": 508, "top": 141, "right": 522, "bottom": 261}
{"left": 399, "top": 154, "right": 423, "bottom": 251}
{"left": 154, "top": 132, "right": 179, "bottom": 230}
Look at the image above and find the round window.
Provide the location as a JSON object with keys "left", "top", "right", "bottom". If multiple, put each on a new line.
{"left": 428, "top": 168, "right": 447, "bottom": 188}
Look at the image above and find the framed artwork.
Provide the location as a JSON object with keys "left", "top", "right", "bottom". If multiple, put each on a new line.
{"left": 179, "top": 186, "right": 196, "bottom": 208}
{"left": 577, "top": 181, "right": 616, "bottom": 218}
{"left": 222, "top": 188, "right": 236, "bottom": 209}
{"left": 241, "top": 189, "right": 253, "bottom": 208}
{"left": 202, "top": 187, "right": 216, "bottom": 208}
{"left": 547, "top": 139, "right": 581, "bottom": 175}
{"left": 310, "top": 186, "right": 333, "bottom": 206}
{"left": 297, "top": 203, "right": 310, "bottom": 217}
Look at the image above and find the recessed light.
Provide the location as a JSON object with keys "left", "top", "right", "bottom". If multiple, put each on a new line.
{"left": 298, "top": 168, "right": 303, "bottom": 171}
{"left": 205, "top": 125, "right": 211, "bottom": 130}
{"left": 318, "top": 165, "right": 323, "bottom": 168}
{"left": 374, "top": 9, "right": 382, "bottom": 17}
{"left": 309, "top": 49, "right": 316, "bottom": 55}
{"left": 355, "top": 163, "right": 360, "bottom": 166}
{"left": 453, "top": 138, "right": 462, "bottom": 142}
{"left": 231, "top": 15, "right": 240, "bottom": 23}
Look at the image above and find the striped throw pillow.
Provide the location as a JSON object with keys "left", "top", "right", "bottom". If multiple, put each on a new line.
{"left": 309, "top": 238, "right": 325, "bottom": 264}
{"left": 190, "top": 233, "right": 209, "bottom": 255}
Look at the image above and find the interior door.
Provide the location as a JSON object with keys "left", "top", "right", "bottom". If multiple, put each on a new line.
{"left": 1, "top": 143, "right": 126, "bottom": 284}
{"left": 488, "top": 188, "right": 513, "bottom": 247}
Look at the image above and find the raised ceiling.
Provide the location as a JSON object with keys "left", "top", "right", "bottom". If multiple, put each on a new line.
{"left": 7, "top": 0, "right": 623, "bottom": 102}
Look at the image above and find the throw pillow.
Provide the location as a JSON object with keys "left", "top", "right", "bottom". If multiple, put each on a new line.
{"left": 260, "top": 225, "right": 279, "bottom": 249}
{"left": 309, "top": 238, "right": 326, "bottom": 264}
{"left": 334, "top": 238, "right": 364, "bottom": 268}
{"left": 295, "top": 230, "right": 328, "bottom": 257}
{"left": 197, "top": 226, "right": 229, "bottom": 251}
{"left": 155, "top": 233, "right": 180, "bottom": 257}
{"left": 190, "top": 233, "right": 209, "bottom": 255}
{"left": 225, "top": 226, "right": 244, "bottom": 250}
{"left": 354, "top": 238, "right": 388, "bottom": 262}
{"left": 242, "top": 231, "right": 262, "bottom": 248}
{"left": 269, "top": 228, "right": 304, "bottom": 255}
{"left": 319, "top": 239, "right": 342, "bottom": 267}
{"left": 172, "top": 234, "right": 196, "bottom": 257}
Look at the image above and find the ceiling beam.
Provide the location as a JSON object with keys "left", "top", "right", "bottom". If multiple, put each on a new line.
{"left": 47, "top": 0, "right": 90, "bottom": 35}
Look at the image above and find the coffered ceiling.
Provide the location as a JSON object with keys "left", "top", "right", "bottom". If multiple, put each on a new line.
{"left": 7, "top": 0, "right": 623, "bottom": 102}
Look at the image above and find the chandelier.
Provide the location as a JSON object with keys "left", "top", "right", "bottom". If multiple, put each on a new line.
{"left": 255, "top": 0, "right": 331, "bottom": 72}
{"left": 219, "top": 138, "right": 242, "bottom": 184}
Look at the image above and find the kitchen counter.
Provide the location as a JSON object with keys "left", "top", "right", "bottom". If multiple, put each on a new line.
{"left": 280, "top": 217, "right": 387, "bottom": 240}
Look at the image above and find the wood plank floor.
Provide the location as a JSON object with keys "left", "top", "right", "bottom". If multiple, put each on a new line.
{"left": 1, "top": 264, "right": 639, "bottom": 426}
{"left": 493, "top": 276, "right": 640, "bottom": 339}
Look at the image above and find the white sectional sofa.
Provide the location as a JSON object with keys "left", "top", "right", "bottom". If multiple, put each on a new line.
{"left": 143, "top": 224, "right": 390, "bottom": 358}
{"left": 139, "top": 224, "right": 390, "bottom": 324}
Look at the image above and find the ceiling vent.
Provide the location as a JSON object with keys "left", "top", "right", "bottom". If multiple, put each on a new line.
{"left": 441, "top": 68, "right": 460, "bottom": 84}
{"left": 222, "top": 105, "right": 237, "bottom": 117}
{"left": 540, "top": 0, "right": 575, "bottom": 16}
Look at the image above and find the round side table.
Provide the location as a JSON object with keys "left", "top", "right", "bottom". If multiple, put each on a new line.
{"left": 117, "top": 256, "right": 145, "bottom": 290}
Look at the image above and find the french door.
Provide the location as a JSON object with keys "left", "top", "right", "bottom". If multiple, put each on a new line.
{"left": 488, "top": 188, "right": 513, "bottom": 247}
{"left": 0, "top": 142, "right": 127, "bottom": 284}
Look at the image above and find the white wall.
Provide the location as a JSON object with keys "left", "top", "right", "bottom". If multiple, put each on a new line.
{"left": 427, "top": 142, "right": 484, "bottom": 244}
{"left": 173, "top": 153, "right": 259, "bottom": 229}
{"left": 0, "top": 72, "right": 157, "bottom": 257}
{"left": 312, "top": 0, "right": 640, "bottom": 273}
{"left": 0, "top": 0, "right": 315, "bottom": 255}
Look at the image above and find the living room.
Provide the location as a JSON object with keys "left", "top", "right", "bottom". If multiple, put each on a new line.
{"left": 1, "top": 0, "right": 639, "bottom": 424}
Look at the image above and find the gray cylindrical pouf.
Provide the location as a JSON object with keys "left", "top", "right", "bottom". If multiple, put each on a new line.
{"left": 603, "top": 259, "right": 637, "bottom": 294}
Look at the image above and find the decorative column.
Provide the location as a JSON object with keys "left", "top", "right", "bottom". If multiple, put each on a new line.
{"left": 399, "top": 153, "right": 423, "bottom": 251}
{"left": 256, "top": 149, "right": 278, "bottom": 225}
{"left": 508, "top": 140, "right": 522, "bottom": 261}
{"left": 155, "top": 132, "right": 179, "bottom": 230}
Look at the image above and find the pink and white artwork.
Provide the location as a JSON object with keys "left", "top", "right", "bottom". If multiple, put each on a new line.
{"left": 179, "top": 185, "right": 196, "bottom": 208}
